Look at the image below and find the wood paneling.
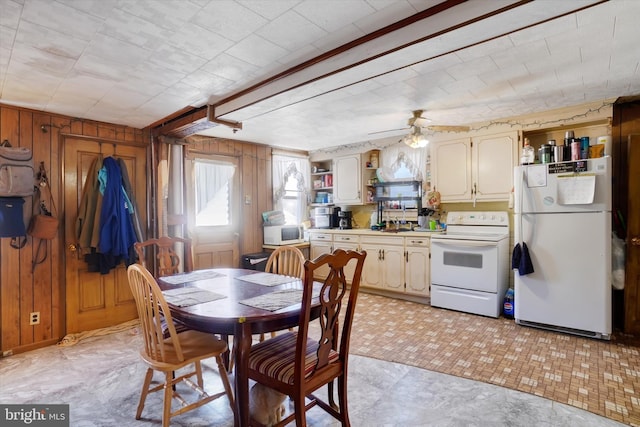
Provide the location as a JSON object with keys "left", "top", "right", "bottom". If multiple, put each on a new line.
{"left": 613, "top": 100, "right": 640, "bottom": 333}
{"left": 0, "top": 103, "right": 147, "bottom": 354}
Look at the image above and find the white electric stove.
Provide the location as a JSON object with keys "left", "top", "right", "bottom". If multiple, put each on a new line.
{"left": 430, "top": 211, "right": 510, "bottom": 318}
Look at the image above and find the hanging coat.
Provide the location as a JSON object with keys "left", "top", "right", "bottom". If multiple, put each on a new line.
{"left": 98, "top": 157, "right": 137, "bottom": 267}
{"left": 76, "top": 155, "right": 104, "bottom": 252}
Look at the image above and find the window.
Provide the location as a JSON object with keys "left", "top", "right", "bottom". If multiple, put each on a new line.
{"left": 192, "top": 157, "right": 237, "bottom": 227}
{"left": 273, "top": 154, "right": 310, "bottom": 225}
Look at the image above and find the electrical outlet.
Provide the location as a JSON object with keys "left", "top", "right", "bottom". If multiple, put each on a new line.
{"left": 29, "top": 312, "right": 40, "bottom": 325}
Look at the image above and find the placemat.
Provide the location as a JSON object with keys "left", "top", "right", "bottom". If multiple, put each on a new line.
{"left": 235, "top": 272, "right": 301, "bottom": 287}
{"left": 162, "top": 287, "right": 226, "bottom": 307}
{"left": 239, "top": 288, "right": 320, "bottom": 312}
{"left": 159, "top": 270, "right": 224, "bottom": 285}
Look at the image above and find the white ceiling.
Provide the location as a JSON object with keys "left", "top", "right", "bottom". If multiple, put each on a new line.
{"left": 1, "top": 0, "right": 639, "bottom": 152}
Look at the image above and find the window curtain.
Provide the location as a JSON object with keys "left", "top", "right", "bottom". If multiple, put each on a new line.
{"left": 380, "top": 146, "right": 427, "bottom": 182}
{"left": 272, "top": 154, "right": 310, "bottom": 223}
{"left": 194, "top": 159, "right": 236, "bottom": 217}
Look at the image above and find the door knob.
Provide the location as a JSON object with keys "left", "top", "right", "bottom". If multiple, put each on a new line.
{"left": 68, "top": 244, "right": 77, "bottom": 252}
{"left": 632, "top": 237, "right": 640, "bottom": 246}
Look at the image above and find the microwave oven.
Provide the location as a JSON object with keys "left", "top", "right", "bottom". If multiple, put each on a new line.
{"left": 263, "top": 224, "right": 305, "bottom": 245}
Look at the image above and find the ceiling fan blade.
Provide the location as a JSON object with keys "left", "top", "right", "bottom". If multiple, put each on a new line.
{"left": 368, "top": 127, "right": 407, "bottom": 135}
{"left": 426, "top": 125, "right": 470, "bottom": 132}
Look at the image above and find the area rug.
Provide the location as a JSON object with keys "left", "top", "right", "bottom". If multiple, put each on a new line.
{"left": 347, "top": 292, "right": 640, "bottom": 426}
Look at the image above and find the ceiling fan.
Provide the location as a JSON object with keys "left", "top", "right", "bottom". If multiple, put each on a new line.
{"left": 370, "top": 110, "right": 470, "bottom": 148}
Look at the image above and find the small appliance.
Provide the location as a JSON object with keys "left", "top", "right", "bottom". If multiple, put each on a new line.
{"left": 263, "top": 224, "right": 305, "bottom": 245}
{"left": 338, "top": 210, "right": 353, "bottom": 229}
{"left": 314, "top": 206, "right": 332, "bottom": 229}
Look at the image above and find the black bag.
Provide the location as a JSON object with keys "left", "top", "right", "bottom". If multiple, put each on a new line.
{"left": 0, "top": 145, "right": 35, "bottom": 197}
{"left": 0, "top": 197, "right": 26, "bottom": 237}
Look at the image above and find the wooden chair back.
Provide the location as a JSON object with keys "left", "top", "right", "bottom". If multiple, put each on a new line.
{"left": 247, "top": 248, "right": 367, "bottom": 426}
{"left": 127, "top": 263, "right": 185, "bottom": 362}
{"left": 265, "top": 245, "right": 305, "bottom": 278}
{"left": 299, "top": 248, "right": 366, "bottom": 377}
{"left": 134, "top": 236, "right": 193, "bottom": 278}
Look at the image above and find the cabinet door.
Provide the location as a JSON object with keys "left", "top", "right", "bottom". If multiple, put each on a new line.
{"left": 309, "top": 233, "right": 332, "bottom": 279}
{"left": 405, "top": 243, "right": 430, "bottom": 297}
{"left": 333, "top": 154, "right": 362, "bottom": 204}
{"left": 472, "top": 132, "right": 517, "bottom": 200}
{"left": 382, "top": 245, "right": 405, "bottom": 291}
{"left": 333, "top": 235, "right": 359, "bottom": 283}
{"left": 431, "top": 138, "right": 472, "bottom": 201}
{"left": 360, "top": 243, "right": 384, "bottom": 289}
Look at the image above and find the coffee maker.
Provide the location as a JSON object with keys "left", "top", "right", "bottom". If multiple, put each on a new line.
{"left": 338, "top": 210, "right": 353, "bottom": 229}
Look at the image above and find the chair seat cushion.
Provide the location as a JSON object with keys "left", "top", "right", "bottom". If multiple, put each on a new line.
{"left": 248, "top": 332, "right": 339, "bottom": 385}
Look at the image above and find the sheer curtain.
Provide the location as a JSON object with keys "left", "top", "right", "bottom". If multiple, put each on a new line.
{"left": 272, "top": 154, "right": 310, "bottom": 224}
{"left": 380, "top": 145, "right": 427, "bottom": 182}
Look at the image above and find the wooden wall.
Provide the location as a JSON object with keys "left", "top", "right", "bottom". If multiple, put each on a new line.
{"left": 0, "top": 104, "right": 274, "bottom": 354}
{"left": 0, "top": 104, "right": 147, "bottom": 354}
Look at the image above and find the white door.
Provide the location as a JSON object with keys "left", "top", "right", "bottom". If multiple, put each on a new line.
{"left": 381, "top": 244, "right": 404, "bottom": 291}
{"left": 405, "top": 242, "right": 430, "bottom": 296}
{"left": 473, "top": 132, "right": 517, "bottom": 200}
{"left": 360, "top": 243, "right": 384, "bottom": 289}
{"left": 430, "top": 239, "right": 500, "bottom": 293}
{"left": 431, "top": 138, "right": 472, "bottom": 201}
{"left": 515, "top": 211, "right": 611, "bottom": 336}
{"left": 333, "top": 155, "right": 362, "bottom": 204}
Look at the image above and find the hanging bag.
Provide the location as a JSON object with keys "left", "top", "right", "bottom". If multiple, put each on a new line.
{"left": 27, "top": 163, "right": 59, "bottom": 240}
{"left": 0, "top": 141, "right": 35, "bottom": 197}
{"left": 27, "top": 163, "right": 59, "bottom": 271}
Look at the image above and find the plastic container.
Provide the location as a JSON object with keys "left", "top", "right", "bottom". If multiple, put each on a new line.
{"left": 503, "top": 288, "right": 514, "bottom": 318}
{"left": 520, "top": 138, "right": 535, "bottom": 165}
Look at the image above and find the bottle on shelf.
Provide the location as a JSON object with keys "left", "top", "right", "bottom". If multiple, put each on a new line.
{"left": 520, "top": 138, "right": 535, "bottom": 165}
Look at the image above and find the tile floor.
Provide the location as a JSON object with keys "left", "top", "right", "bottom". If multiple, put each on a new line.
{"left": 0, "top": 292, "right": 633, "bottom": 426}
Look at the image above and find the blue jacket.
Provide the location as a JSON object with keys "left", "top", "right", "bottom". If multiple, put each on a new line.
{"left": 98, "top": 157, "right": 137, "bottom": 264}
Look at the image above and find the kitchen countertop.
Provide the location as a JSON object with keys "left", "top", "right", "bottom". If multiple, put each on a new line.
{"left": 307, "top": 228, "right": 444, "bottom": 237}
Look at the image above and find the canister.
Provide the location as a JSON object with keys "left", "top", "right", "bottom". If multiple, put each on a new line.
{"left": 539, "top": 144, "right": 552, "bottom": 163}
{"left": 580, "top": 137, "right": 589, "bottom": 159}
{"left": 570, "top": 138, "right": 580, "bottom": 160}
{"left": 553, "top": 145, "right": 564, "bottom": 162}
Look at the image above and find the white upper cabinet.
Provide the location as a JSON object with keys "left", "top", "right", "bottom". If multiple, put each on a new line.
{"left": 431, "top": 131, "right": 518, "bottom": 202}
{"left": 333, "top": 154, "right": 364, "bottom": 205}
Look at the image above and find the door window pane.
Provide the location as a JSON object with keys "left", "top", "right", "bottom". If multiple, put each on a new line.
{"left": 194, "top": 160, "right": 236, "bottom": 226}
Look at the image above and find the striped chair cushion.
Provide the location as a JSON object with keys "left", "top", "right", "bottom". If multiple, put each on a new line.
{"left": 161, "top": 317, "right": 190, "bottom": 339}
{"left": 249, "top": 332, "right": 339, "bottom": 385}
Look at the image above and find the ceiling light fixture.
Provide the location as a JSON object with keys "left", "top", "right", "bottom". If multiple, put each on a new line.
{"left": 403, "top": 125, "right": 428, "bottom": 148}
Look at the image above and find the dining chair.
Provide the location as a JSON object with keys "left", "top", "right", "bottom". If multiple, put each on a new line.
{"left": 262, "top": 245, "right": 306, "bottom": 340}
{"left": 134, "top": 236, "right": 194, "bottom": 278}
{"left": 247, "top": 248, "right": 367, "bottom": 427}
{"left": 126, "top": 263, "right": 236, "bottom": 427}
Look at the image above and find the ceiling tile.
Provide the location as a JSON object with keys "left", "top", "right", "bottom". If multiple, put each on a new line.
{"left": 193, "top": 0, "right": 268, "bottom": 42}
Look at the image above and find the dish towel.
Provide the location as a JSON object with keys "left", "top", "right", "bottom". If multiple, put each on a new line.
{"left": 512, "top": 242, "right": 534, "bottom": 276}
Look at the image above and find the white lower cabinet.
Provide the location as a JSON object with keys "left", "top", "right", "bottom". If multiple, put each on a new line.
{"left": 404, "top": 237, "right": 430, "bottom": 297}
{"left": 360, "top": 235, "right": 406, "bottom": 294}
{"left": 309, "top": 232, "right": 332, "bottom": 279}
{"left": 333, "top": 234, "right": 359, "bottom": 283}
{"left": 309, "top": 231, "right": 431, "bottom": 300}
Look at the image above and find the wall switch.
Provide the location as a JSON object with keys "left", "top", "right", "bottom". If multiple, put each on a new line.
{"left": 244, "top": 195, "right": 251, "bottom": 205}
{"left": 29, "top": 312, "right": 40, "bottom": 325}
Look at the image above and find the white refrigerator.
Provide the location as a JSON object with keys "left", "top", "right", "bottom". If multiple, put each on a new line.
{"left": 514, "top": 156, "right": 612, "bottom": 339}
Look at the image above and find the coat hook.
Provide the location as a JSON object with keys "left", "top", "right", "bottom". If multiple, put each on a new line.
{"left": 41, "top": 125, "right": 48, "bottom": 133}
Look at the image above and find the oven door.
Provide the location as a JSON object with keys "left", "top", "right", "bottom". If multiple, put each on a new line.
{"left": 430, "top": 238, "right": 500, "bottom": 293}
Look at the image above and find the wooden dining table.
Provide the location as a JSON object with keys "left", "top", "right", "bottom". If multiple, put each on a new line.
{"left": 157, "top": 267, "right": 319, "bottom": 427}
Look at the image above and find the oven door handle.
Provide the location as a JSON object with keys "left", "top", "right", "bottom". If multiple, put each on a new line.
{"left": 431, "top": 239, "right": 499, "bottom": 248}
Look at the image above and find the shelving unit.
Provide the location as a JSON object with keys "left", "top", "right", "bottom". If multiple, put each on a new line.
{"left": 373, "top": 180, "right": 423, "bottom": 225}
{"left": 310, "top": 160, "right": 333, "bottom": 206}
